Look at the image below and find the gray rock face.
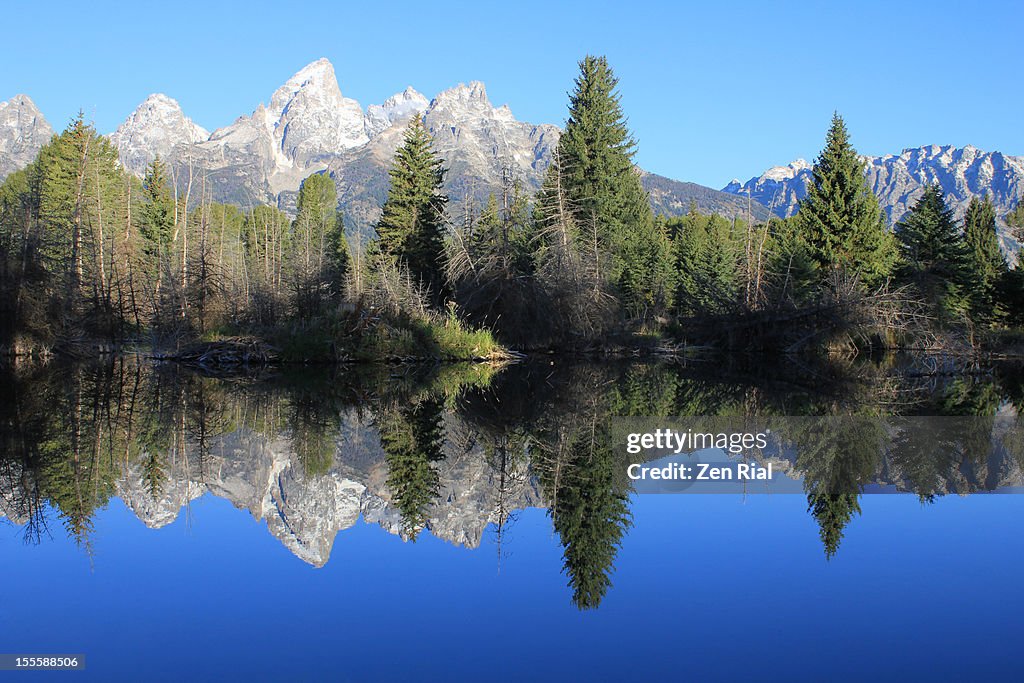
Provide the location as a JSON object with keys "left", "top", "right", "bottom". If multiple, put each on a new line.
{"left": 724, "top": 146, "right": 1024, "bottom": 250}
{"left": 0, "top": 94, "right": 53, "bottom": 181}
{"left": 425, "top": 81, "right": 559, "bottom": 194}
{"left": 95, "top": 59, "right": 768, "bottom": 231}
{"left": 109, "top": 93, "right": 210, "bottom": 177}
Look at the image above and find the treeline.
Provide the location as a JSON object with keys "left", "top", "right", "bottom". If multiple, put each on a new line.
{"left": 3, "top": 56, "right": 1023, "bottom": 357}
{"left": 0, "top": 117, "right": 356, "bottom": 351}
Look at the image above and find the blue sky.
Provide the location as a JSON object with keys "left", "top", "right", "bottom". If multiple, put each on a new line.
{"left": 4, "top": 0, "right": 1021, "bottom": 188}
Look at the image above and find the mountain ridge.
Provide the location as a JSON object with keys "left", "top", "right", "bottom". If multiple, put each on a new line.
{"left": 2, "top": 60, "right": 1020, "bottom": 238}
{"left": 724, "top": 145, "right": 1024, "bottom": 250}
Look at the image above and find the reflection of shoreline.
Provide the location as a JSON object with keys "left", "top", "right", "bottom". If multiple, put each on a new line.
{"left": 0, "top": 420, "right": 545, "bottom": 566}
{"left": 4, "top": 355, "right": 1024, "bottom": 606}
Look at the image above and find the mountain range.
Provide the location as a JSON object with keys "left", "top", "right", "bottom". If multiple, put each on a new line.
{"left": 724, "top": 145, "right": 1024, "bottom": 250}
{"left": 0, "top": 58, "right": 764, "bottom": 233}
{"left": 0, "top": 58, "right": 1020, "bottom": 240}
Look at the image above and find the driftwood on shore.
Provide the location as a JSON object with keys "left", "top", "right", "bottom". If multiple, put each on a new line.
{"left": 164, "top": 338, "right": 279, "bottom": 368}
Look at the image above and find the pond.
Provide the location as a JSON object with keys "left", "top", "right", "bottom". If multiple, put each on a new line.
{"left": 1, "top": 356, "right": 1022, "bottom": 681}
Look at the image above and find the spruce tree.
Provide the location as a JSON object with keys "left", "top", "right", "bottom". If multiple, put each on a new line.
{"left": 671, "top": 209, "right": 740, "bottom": 315}
{"left": 962, "top": 195, "right": 1006, "bottom": 325}
{"left": 373, "top": 117, "right": 448, "bottom": 302}
{"left": 139, "top": 157, "right": 175, "bottom": 269}
{"left": 555, "top": 55, "right": 672, "bottom": 319}
{"left": 893, "top": 184, "right": 969, "bottom": 317}
{"left": 795, "top": 113, "right": 896, "bottom": 288}
{"left": 289, "top": 172, "right": 350, "bottom": 317}
{"left": 1008, "top": 202, "right": 1024, "bottom": 242}
{"left": 767, "top": 215, "right": 819, "bottom": 306}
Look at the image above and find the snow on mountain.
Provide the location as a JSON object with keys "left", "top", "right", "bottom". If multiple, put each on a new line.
{"left": 724, "top": 146, "right": 1024, "bottom": 237}
{"left": 109, "top": 93, "right": 210, "bottom": 176}
{"left": 0, "top": 94, "right": 53, "bottom": 181}
{"left": 265, "top": 57, "right": 368, "bottom": 163}
{"left": 424, "top": 81, "right": 560, "bottom": 195}
{"left": 364, "top": 86, "right": 430, "bottom": 138}
{"left": 762, "top": 158, "right": 811, "bottom": 182}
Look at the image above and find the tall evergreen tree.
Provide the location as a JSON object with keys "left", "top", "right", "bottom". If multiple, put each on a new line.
{"left": 962, "top": 195, "right": 1006, "bottom": 325}
{"left": 139, "top": 157, "right": 175, "bottom": 265}
{"left": 670, "top": 209, "right": 741, "bottom": 315}
{"left": 373, "top": 117, "right": 448, "bottom": 302}
{"left": 893, "top": 184, "right": 970, "bottom": 318}
{"left": 554, "top": 55, "right": 672, "bottom": 319}
{"left": 795, "top": 113, "right": 896, "bottom": 288}
{"left": 289, "top": 172, "right": 350, "bottom": 318}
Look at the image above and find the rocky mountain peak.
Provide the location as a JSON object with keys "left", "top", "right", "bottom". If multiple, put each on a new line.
{"left": 364, "top": 86, "right": 429, "bottom": 137}
{"left": 762, "top": 158, "right": 811, "bottom": 181}
{"left": 110, "top": 93, "right": 210, "bottom": 175}
{"left": 432, "top": 81, "right": 491, "bottom": 111}
{"left": 268, "top": 57, "right": 339, "bottom": 121}
{"left": 0, "top": 93, "right": 53, "bottom": 181}
{"left": 265, "top": 58, "right": 368, "bottom": 165}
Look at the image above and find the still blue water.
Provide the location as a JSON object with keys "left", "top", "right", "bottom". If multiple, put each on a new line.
{"left": 3, "top": 492, "right": 1021, "bottom": 682}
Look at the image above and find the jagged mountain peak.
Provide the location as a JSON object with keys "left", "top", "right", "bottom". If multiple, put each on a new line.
{"left": 117, "top": 92, "right": 209, "bottom": 139}
{"left": 762, "top": 158, "right": 810, "bottom": 181}
{"left": 262, "top": 57, "right": 368, "bottom": 166}
{"left": 385, "top": 85, "right": 426, "bottom": 106}
{"left": 433, "top": 81, "right": 491, "bottom": 108}
{"left": 2, "top": 93, "right": 40, "bottom": 109}
{"left": 364, "top": 86, "right": 429, "bottom": 137}
{"left": 109, "top": 93, "right": 210, "bottom": 175}
{"left": 0, "top": 93, "right": 54, "bottom": 180}
{"left": 268, "top": 57, "right": 342, "bottom": 119}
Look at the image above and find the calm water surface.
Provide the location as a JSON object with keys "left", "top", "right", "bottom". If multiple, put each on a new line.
{"left": 1, "top": 357, "right": 1022, "bottom": 681}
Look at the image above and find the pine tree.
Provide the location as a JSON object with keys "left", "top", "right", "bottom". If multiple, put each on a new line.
{"left": 962, "top": 195, "right": 1006, "bottom": 325}
{"left": 373, "top": 117, "right": 448, "bottom": 303}
{"left": 766, "top": 215, "right": 819, "bottom": 306}
{"left": 893, "top": 184, "right": 970, "bottom": 318}
{"left": 555, "top": 55, "right": 672, "bottom": 319}
{"left": 795, "top": 113, "right": 896, "bottom": 288}
{"left": 1007, "top": 201, "right": 1024, "bottom": 242}
{"left": 289, "top": 172, "right": 350, "bottom": 318}
{"left": 139, "top": 157, "right": 175, "bottom": 264}
{"left": 671, "top": 209, "right": 740, "bottom": 315}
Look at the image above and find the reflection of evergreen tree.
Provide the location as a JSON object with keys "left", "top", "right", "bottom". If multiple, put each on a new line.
{"left": 808, "top": 493, "right": 861, "bottom": 560}
{"left": 533, "top": 410, "right": 632, "bottom": 610}
{"left": 608, "top": 363, "right": 680, "bottom": 417}
{"left": 791, "top": 418, "right": 884, "bottom": 559}
{"left": 379, "top": 396, "right": 446, "bottom": 541}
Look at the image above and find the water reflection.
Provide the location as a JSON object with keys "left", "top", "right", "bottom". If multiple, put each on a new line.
{"left": 1, "top": 355, "right": 1023, "bottom": 608}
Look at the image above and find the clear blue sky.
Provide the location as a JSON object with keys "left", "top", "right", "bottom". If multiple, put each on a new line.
{"left": 4, "top": 0, "right": 1021, "bottom": 188}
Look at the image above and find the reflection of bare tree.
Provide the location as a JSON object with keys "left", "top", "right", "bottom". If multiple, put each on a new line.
{"left": 4, "top": 355, "right": 1024, "bottom": 609}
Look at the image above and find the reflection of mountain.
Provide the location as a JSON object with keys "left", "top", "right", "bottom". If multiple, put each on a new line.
{"left": 4, "top": 357, "right": 1024, "bottom": 584}
{"left": 113, "top": 412, "right": 541, "bottom": 566}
